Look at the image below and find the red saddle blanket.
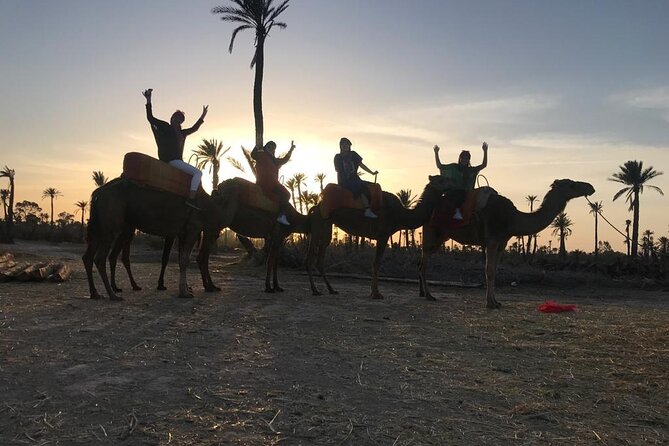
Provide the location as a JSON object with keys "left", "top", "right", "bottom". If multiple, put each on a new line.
{"left": 320, "top": 183, "right": 383, "bottom": 218}
{"left": 233, "top": 177, "right": 280, "bottom": 213}
{"left": 122, "top": 152, "right": 201, "bottom": 198}
{"left": 430, "top": 189, "right": 480, "bottom": 231}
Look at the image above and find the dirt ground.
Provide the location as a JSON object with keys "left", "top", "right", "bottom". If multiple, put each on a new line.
{"left": 1, "top": 241, "right": 668, "bottom": 445}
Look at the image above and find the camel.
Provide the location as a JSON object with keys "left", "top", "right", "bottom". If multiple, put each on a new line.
{"left": 306, "top": 176, "right": 450, "bottom": 298}
{"left": 418, "top": 179, "right": 595, "bottom": 308}
{"left": 215, "top": 178, "right": 309, "bottom": 292}
{"left": 83, "top": 178, "right": 228, "bottom": 300}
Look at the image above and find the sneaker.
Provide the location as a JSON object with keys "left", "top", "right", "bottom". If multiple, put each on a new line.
{"left": 364, "top": 208, "right": 378, "bottom": 218}
{"left": 185, "top": 199, "right": 201, "bottom": 211}
{"left": 276, "top": 213, "right": 290, "bottom": 226}
{"left": 453, "top": 208, "right": 463, "bottom": 220}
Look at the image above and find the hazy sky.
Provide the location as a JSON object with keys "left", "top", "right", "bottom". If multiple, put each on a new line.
{"left": 1, "top": 1, "right": 668, "bottom": 251}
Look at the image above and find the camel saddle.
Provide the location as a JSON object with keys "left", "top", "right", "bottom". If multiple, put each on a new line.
{"left": 320, "top": 183, "right": 383, "bottom": 218}
{"left": 431, "top": 186, "right": 497, "bottom": 230}
{"left": 121, "top": 152, "right": 203, "bottom": 198}
{"left": 228, "top": 177, "right": 280, "bottom": 213}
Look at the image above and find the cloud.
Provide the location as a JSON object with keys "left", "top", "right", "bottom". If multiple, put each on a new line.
{"left": 612, "top": 87, "right": 669, "bottom": 110}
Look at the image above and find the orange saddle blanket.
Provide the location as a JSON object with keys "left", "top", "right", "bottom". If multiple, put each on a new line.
{"left": 431, "top": 189, "right": 480, "bottom": 231}
{"left": 122, "top": 152, "right": 202, "bottom": 198}
{"left": 230, "top": 177, "right": 279, "bottom": 213}
{"left": 320, "top": 183, "right": 383, "bottom": 218}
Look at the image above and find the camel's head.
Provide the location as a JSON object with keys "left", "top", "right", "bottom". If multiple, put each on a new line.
{"left": 550, "top": 179, "right": 596, "bottom": 200}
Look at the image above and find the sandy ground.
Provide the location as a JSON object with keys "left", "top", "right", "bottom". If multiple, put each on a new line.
{"left": 0, "top": 241, "right": 668, "bottom": 445}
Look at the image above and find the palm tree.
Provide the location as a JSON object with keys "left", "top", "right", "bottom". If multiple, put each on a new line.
{"left": 609, "top": 160, "right": 664, "bottom": 257}
{"left": 551, "top": 212, "right": 573, "bottom": 259}
{"left": 396, "top": 189, "right": 416, "bottom": 248}
{"left": 42, "top": 187, "right": 62, "bottom": 227}
{"left": 658, "top": 236, "right": 668, "bottom": 255}
{"left": 525, "top": 194, "right": 538, "bottom": 255}
{"left": 212, "top": 0, "right": 290, "bottom": 149}
{"left": 291, "top": 173, "right": 306, "bottom": 213}
{"left": 0, "top": 188, "right": 8, "bottom": 220}
{"left": 189, "top": 138, "right": 231, "bottom": 189}
{"left": 624, "top": 219, "right": 632, "bottom": 256}
{"left": 588, "top": 201, "right": 603, "bottom": 257}
{"left": 641, "top": 229, "right": 655, "bottom": 259}
{"left": 284, "top": 177, "right": 297, "bottom": 208}
{"left": 314, "top": 173, "right": 327, "bottom": 194}
{"left": 74, "top": 200, "right": 88, "bottom": 241}
{"left": 92, "top": 171, "right": 108, "bottom": 187}
{"left": 0, "top": 166, "right": 15, "bottom": 243}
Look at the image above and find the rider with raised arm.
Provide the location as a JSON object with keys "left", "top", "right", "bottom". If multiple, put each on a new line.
{"left": 251, "top": 140, "right": 295, "bottom": 226}
{"left": 334, "top": 137, "right": 379, "bottom": 218}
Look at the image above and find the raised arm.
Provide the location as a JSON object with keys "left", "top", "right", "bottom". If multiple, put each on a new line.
{"left": 433, "top": 145, "right": 443, "bottom": 169}
{"left": 143, "top": 89, "right": 160, "bottom": 125}
{"left": 476, "top": 141, "right": 488, "bottom": 170}
{"left": 277, "top": 140, "right": 296, "bottom": 166}
{"left": 182, "top": 105, "right": 208, "bottom": 136}
{"left": 359, "top": 161, "right": 378, "bottom": 176}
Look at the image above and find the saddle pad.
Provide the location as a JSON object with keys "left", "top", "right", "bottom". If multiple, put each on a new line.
{"left": 232, "top": 177, "right": 279, "bottom": 213}
{"left": 320, "top": 183, "right": 383, "bottom": 218}
{"left": 431, "top": 187, "right": 496, "bottom": 231}
{"left": 122, "top": 152, "right": 191, "bottom": 198}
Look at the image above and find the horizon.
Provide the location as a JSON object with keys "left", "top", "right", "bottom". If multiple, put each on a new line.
{"left": 1, "top": 1, "right": 668, "bottom": 252}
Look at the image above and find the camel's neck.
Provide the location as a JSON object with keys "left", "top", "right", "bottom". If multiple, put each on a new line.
{"left": 508, "top": 190, "right": 568, "bottom": 236}
{"left": 396, "top": 187, "right": 441, "bottom": 230}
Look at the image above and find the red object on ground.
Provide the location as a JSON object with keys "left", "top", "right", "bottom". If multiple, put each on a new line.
{"left": 537, "top": 300, "right": 577, "bottom": 313}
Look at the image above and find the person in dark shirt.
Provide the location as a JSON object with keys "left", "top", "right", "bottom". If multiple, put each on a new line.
{"left": 142, "top": 88, "right": 208, "bottom": 202}
{"left": 334, "top": 137, "right": 379, "bottom": 218}
{"left": 434, "top": 142, "right": 488, "bottom": 219}
{"left": 251, "top": 140, "right": 295, "bottom": 226}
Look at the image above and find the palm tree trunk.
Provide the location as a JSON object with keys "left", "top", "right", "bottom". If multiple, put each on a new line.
{"left": 254, "top": 36, "right": 265, "bottom": 149}
{"left": 559, "top": 231, "right": 566, "bottom": 259}
{"left": 594, "top": 215, "right": 598, "bottom": 257}
{"left": 3, "top": 178, "right": 15, "bottom": 243}
{"left": 212, "top": 160, "right": 220, "bottom": 190}
{"left": 296, "top": 184, "right": 303, "bottom": 214}
{"left": 632, "top": 191, "right": 640, "bottom": 257}
{"left": 50, "top": 197, "right": 54, "bottom": 226}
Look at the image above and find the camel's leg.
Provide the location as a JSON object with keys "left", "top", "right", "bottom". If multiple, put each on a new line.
{"left": 418, "top": 248, "right": 436, "bottom": 301}
{"left": 108, "top": 233, "right": 124, "bottom": 293}
{"left": 94, "top": 237, "right": 122, "bottom": 301}
{"left": 263, "top": 235, "right": 278, "bottom": 293}
{"left": 120, "top": 231, "right": 142, "bottom": 291}
{"left": 305, "top": 231, "right": 322, "bottom": 296}
{"left": 176, "top": 234, "right": 196, "bottom": 299}
{"left": 317, "top": 242, "right": 338, "bottom": 295}
{"left": 271, "top": 239, "right": 284, "bottom": 293}
{"left": 484, "top": 240, "right": 504, "bottom": 309}
{"left": 82, "top": 240, "right": 102, "bottom": 300}
{"left": 370, "top": 236, "right": 389, "bottom": 299}
{"left": 198, "top": 231, "right": 221, "bottom": 292}
{"left": 157, "top": 236, "right": 174, "bottom": 290}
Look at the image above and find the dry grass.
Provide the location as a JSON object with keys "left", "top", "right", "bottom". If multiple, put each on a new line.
{"left": 0, "top": 241, "right": 667, "bottom": 445}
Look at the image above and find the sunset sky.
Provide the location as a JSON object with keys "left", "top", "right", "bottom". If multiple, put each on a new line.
{"left": 1, "top": 1, "right": 668, "bottom": 251}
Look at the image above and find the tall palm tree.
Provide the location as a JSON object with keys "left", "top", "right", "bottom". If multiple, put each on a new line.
{"left": 588, "top": 201, "right": 603, "bottom": 257}
{"left": 92, "top": 171, "right": 108, "bottom": 187}
{"left": 658, "top": 236, "right": 668, "bottom": 255}
{"left": 42, "top": 187, "right": 62, "bottom": 227}
{"left": 212, "top": 0, "right": 290, "bottom": 149}
{"left": 189, "top": 138, "right": 231, "bottom": 189}
{"left": 314, "top": 173, "right": 326, "bottom": 194}
{"left": 624, "top": 219, "right": 631, "bottom": 256}
{"left": 0, "top": 188, "right": 8, "bottom": 220}
{"left": 396, "top": 189, "right": 416, "bottom": 248}
{"left": 609, "top": 160, "right": 664, "bottom": 257}
{"left": 551, "top": 212, "right": 573, "bottom": 259}
{"left": 74, "top": 200, "right": 88, "bottom": 241}
{"left": 291, "top": 173, "right": 306, "bottom": 213}
{"left": 525, "top": 194, "right": 538, "bottom": 255}
{"left": 0, "top": 166, "right": 15, "bottom": 243}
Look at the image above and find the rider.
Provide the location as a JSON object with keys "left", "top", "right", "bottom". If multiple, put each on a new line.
{"left": 142, "top": 88, "right": 208, "bottom": 206}
{"left": 434, "top": 142, "right": 488, "bottom": 220}
{"left": 334, "top": 137, "right": 379, "bottom": 218}
{"left": 251, "top": 140, "right": 295, "bottom": 226}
